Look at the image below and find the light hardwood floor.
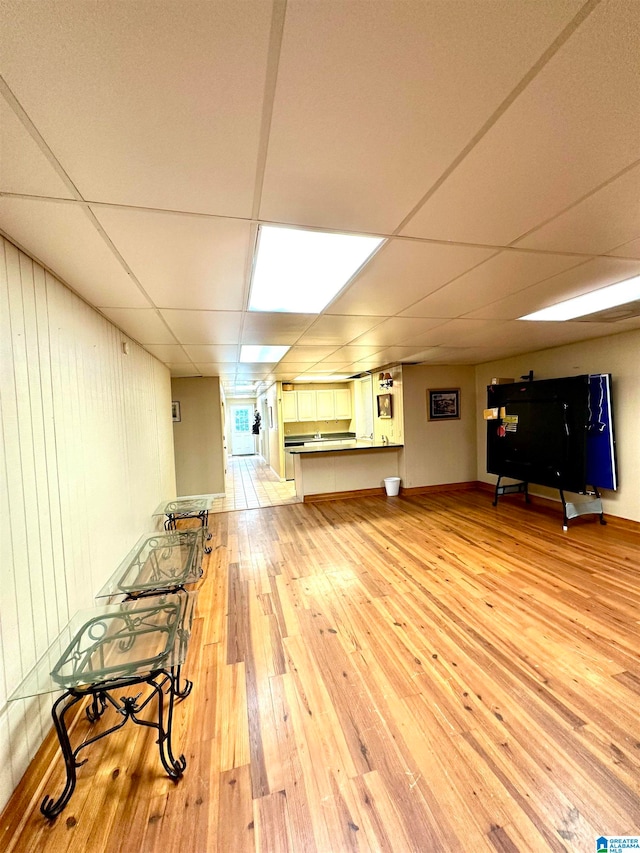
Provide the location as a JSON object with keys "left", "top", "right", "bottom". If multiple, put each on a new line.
{"left": 2, "top": 490, "right": 639, "bottom": 852}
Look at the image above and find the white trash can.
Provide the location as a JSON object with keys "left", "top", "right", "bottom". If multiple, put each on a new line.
{"left": 384, "top": 477, "right": 401, "bottom": 496}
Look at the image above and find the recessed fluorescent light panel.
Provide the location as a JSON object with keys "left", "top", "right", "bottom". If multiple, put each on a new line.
{"left": 249, "top": 226, "right": 384, "bottom": 313}
{"left": 520, "top": 275, "right": 640, "bottom": 321}
{"left": 240, "top": 345, "right": 290, "bottom": 363}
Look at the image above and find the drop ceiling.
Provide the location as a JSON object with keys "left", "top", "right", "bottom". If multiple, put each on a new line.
{"left": 1, "top": 0, "right": 639, "bottom": 397}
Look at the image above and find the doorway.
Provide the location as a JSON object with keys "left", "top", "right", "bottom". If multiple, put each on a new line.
{"left": 230, "top": 404, "right": 255, "bottom": 455}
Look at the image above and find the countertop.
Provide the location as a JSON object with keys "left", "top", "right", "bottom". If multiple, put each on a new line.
{"left": 284, "top": 432, "right": 355, "bottom": 446}
{"left": 287, "top": 440, "right": 403, "bottom": 454}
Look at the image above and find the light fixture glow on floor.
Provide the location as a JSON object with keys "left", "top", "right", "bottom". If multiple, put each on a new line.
{"left": 520, "top": 275, "right": 640, "bottom": 321}
{"left": 249, "top": 226, "right": 384, "bottom": 313}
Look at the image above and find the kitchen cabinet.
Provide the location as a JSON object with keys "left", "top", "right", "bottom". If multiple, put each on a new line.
{"left": 282, "top": 387, "right": 353, "bottom": 423}
{"left": 316, "top": 389, "right": 335, "bottom": 420}
{"left": 296, "top": 390, "right": 317, "bottom": 421}
{"left": 282, "top": 391, "right": 298, "bottom": 422}
{"left": 334, "top": 388, "right": 351, "bottom": 420}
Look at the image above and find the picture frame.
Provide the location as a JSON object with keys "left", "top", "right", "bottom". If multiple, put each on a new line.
{"left": 377, "top": 393, "right": 392, "bottom": 419}
{"left": 427, "top": 388, "right": 460, "bottom": 421}
{"left": 171, "top": 401, "right": 181, "bottom": 422}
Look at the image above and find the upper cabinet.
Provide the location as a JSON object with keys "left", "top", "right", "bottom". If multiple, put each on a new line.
{"left": 296, "top": 390, "right": 317, "bottom": 421}
{"left": 316, "top": 389, "right": 335, "bottom": 420}
{"left": 334, "top": 388, "right": 351, "bottom": 420}
{"left": 282, "top": 391, "right": 298, "bottom": 422}
{"left": 282, "top": 386, "right": 352, "bottom": 422}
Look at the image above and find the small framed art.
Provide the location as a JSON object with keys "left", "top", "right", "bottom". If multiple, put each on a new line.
{"left": 377, "top": 393, "right": 392, "bottom": 419}
{"left": 427, "top": 388, "right": 460, "bottom": 421}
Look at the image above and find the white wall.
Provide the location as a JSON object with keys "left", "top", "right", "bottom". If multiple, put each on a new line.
{"left": 401, "top": 365, "right": 477, "bottom": 488}
{"left": 0, "top": 237, "right": 176, "bottom": 812}
{"left": 475, "top": 329, "right": 640, "bottom": 522}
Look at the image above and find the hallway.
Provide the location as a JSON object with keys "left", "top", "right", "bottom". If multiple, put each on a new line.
{"left": 209, "top": 454, "right": 298, "bottom": 512}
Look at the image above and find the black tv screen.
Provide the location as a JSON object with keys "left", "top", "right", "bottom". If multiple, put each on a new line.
{"left": 486, "top": 376, "right": 589, "bottom": 493}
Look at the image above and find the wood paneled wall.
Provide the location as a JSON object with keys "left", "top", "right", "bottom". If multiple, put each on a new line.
{"left": 0, "top": 237, "right": 176, "bottom": 811}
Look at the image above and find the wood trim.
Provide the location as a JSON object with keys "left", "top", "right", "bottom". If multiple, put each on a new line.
{"left": 303, "top": 487, "right": 384, "bottom": 503}
{"left": 401, "top": 481, "right": 478, "bottom": 496}
{"left": 304, "top": 481, "right": 479, "bottom": 503}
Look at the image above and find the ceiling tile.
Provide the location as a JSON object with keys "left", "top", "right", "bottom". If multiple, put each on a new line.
{"left": 93, "top": 207, "right": 252, "bottom": 310}
{"left": 184, "top": 345, "right": 239, "bottom": 362}
{"left": 100, "top": 308, "right": 177, "bottom": 345}
{"left": 402, "top": 2, "right": 640, "bottom": 244}
{"left": 328, "top": 239, "right": 497, "bottom": 316}
{"left": 241, "top": 312, "right": 316, "bottom": 344}
{"left": 514, "top": 163, "right": 640, "bottom": 255}
{"left": 160, "top": 310, "right": 243, "bottom": 344}
{"left": 465, "top": 257, "right": 640, "bottom": 320}
{"left": 401, "top": 250, "right": 588, "bottom": 318}
{"left": 279, "top": 346, "right": 339, "bottom": 364}
{"left": 0, "top": 96, "right": 74, "bottom": 198}
{"left": 1, "top": 2, "right": 273, "bottom": 216}
{"left": 607, "top": 237, "right": 640, "bottom": 260}
{"left": 319, "top": 345, "right": 384, "bottom": 364}
{"left": 364, "top": 346, "right": 438, "bottom": 365}
{"left": 167, "top": 363, "right": 199, "bottom": 377}
{"left": 197, "top": 363, "right": 239, "bottom": 377}
{"left": 297, "top": 314, "right": 383, "bottom": 345}
{"left": 260, "top": 0, "right": 584, "bottom": 233}
{"left": 270, "top": 363, "right": 319, "bottom": 377}
{"left": 351, "top": 317, "right": 447, "bottom": 346}
{"left": 0, "top": 197, "right": 150, "bottom": 307}
{"left": 143, "top": 344, "right": 193, "bottom": 364}
{"left": 396, "top": 319, "right": 498, "bottom": 348}
{"left": 343, "top": 357, "right": 390, "bottom": 371}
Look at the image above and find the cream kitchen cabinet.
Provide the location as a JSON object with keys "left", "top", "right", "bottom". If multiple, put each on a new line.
{"left": 282, "top": 387, "right": 352, "bottom": 423}
{"left": 334, "top": 388, "right": 351, "bottom": 420}
{"left": 296, "top": 390, "right": 317, "bottom": 421}
{"left": 316, "top": 389, "right": 335, "bottom": 420}
{"left": 282, "top": 391, "right": 298, "bottom": 422}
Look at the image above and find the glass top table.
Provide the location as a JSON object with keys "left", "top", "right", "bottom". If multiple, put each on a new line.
{"left": 9, "top": 592, "right": 198, "bottom": 818}
{"left": 95, "top": 529, "right": 205, "bottom": 600}
{"left": 153, "top": 496, "right": 215, "bottom": 549}
{"left": 10, "top": 592, "right": 197, "bottom": 701}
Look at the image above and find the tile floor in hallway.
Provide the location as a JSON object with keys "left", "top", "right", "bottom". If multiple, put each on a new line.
{"left": 209, "top": 453, "right": 298, "bottom": 512}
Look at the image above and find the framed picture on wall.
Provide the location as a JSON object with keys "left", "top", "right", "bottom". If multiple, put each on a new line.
{"left": 172, "top": 401, "right": 181, "bottom": 422}
{"left": 377, "top": 393, "right": 392, "bottom": 419}
{"left": 427, "top": 388, "right": 460, "bottom": 421}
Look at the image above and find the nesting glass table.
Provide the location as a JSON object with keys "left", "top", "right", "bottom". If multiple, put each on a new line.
{"left": 153, "top": 497, "right": 216, "bottom": 553}
{"left": 9, "top": 593, "right": 197, "bottom": 818}
{"left": 96, "top": 528, "right": 206, "bottom": 601}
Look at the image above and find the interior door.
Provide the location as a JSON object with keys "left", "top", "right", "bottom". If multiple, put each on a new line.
{"left": 230, "top": 405, "right": 255, "bottom": 455}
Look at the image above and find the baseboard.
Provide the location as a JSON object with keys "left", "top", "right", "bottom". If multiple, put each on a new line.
{"left": 401, "top": 481, "right": 479, "bottom": 496}
{"left": 305, "top": 480, "right": 477, "bottom": 503}
{"left": 303, "top": 487, "right": 384, "bottom": 503}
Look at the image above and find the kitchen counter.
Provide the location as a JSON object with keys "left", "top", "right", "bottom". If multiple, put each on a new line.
{"left": 290, "top": 441, "right": 403, "bottom": 499}
{"left": 288, "top": 440, "right": 402, "bottom": 454}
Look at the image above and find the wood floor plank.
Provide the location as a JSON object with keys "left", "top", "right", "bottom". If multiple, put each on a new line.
{"left": 2, "top": 490, "right": 639, "bottom": 851}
